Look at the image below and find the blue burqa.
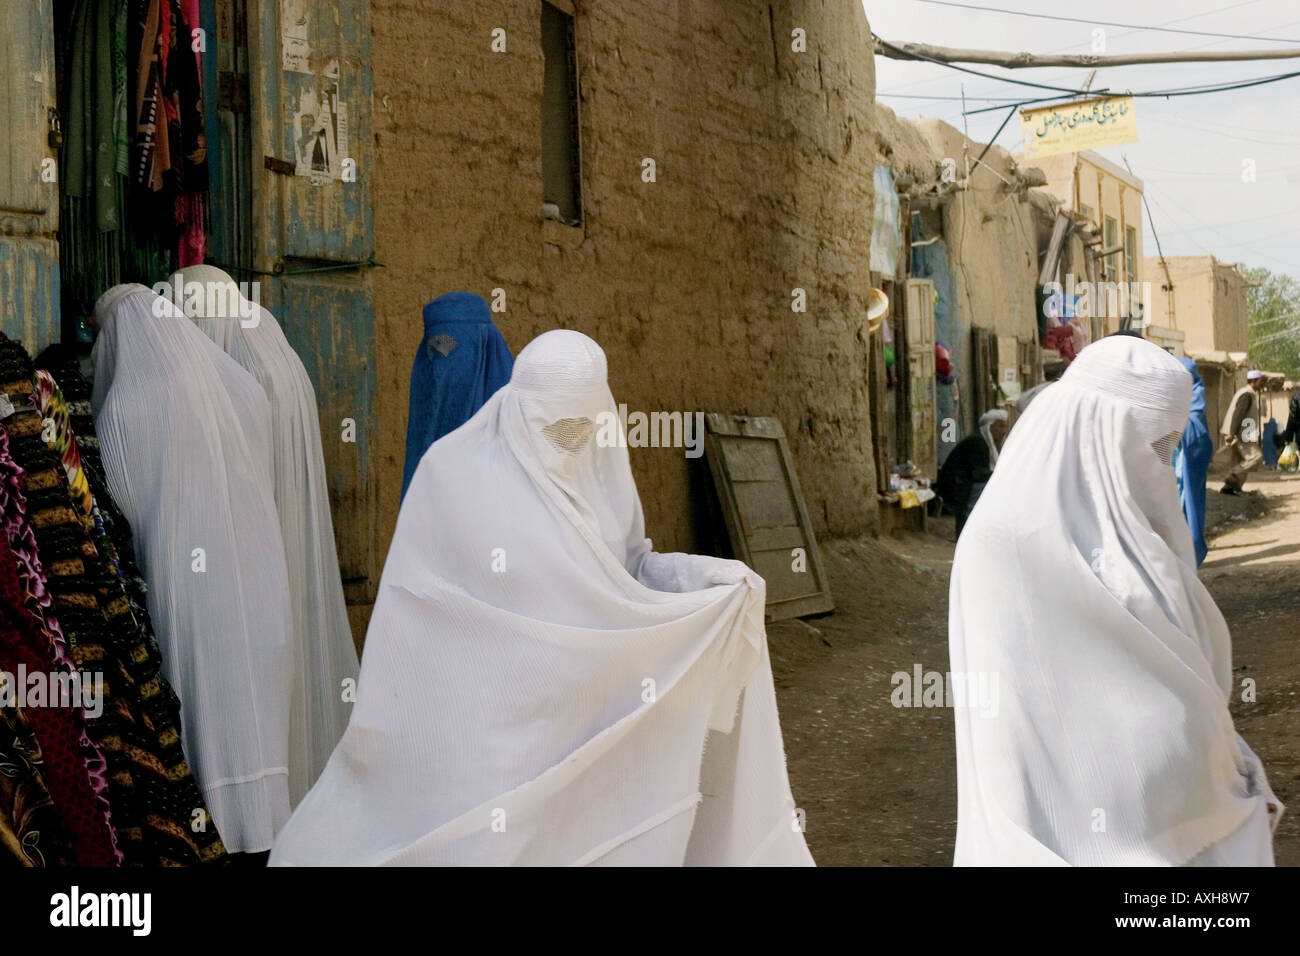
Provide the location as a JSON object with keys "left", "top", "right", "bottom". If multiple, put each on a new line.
{"left": 1173, "top": 357, "right": 1213, "bottom": 565}
{"left": 401, "top": 292, "right": 514, "bottom": 498}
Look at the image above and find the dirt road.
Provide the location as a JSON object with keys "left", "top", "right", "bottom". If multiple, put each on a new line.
{"left": 769, "top": 470, "right": 1300, "bottom": 867}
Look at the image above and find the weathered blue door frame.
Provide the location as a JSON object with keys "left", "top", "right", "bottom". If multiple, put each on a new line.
{"left": 3, "top": 0, "right": 378, "bottom": 600}
{"left": 0, "top": 0, "right": 61, "bottom": 353}
{"left": 245, "top": 0, "right": 378, "bottom": 601}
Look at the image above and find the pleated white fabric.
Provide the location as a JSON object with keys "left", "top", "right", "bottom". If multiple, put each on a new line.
{"left": 270, "top": 330, "right": 813, "bottom": 867}
{"left": 950, "top": 334, "right": 1281, "bottom": 866}
{"left": 166, "top": 267, "right": 359, "bottom": 805}
{"left": 91, "top": 284, "right": 293, "bottom": 853}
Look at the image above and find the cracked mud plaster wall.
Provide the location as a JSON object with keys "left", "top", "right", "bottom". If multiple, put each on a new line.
{"left": 919, "top": 121, "right": 1040, "bottom": 435}
{"left": 367, "top": 1, "right": 881, "bottom": 566}
{"left": 871, "top": 105, "right": 1043, "bottom": 437}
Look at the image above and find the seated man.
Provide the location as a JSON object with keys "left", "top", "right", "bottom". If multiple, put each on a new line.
{"left": 937, "top": 409, "right": 1009, "bottom": 537}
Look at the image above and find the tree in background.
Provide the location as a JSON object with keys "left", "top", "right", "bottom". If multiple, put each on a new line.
{"left": 1240, "top": 264, "right": 1300, "bottom": 380}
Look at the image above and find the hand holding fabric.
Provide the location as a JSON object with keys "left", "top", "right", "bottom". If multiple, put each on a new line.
{"left": 629, "top": 550, "right": 762, "bottom": 594}
{"left": 1236, "top": 734, "right": 1285, "bottom": 834}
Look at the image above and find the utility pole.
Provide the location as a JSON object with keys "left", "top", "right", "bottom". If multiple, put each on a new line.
{"left": 1123, "top": 155, "right": 1174, "bottom": 333}
{"left": 874, "top": 38, "right": 1300, "bottom": 69}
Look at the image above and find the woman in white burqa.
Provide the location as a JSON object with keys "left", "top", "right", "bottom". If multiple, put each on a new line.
{"left": 91, "top": 284, "right": 293, "bottom": 854}
{"left": 950, "top": 334, "right": 1282, "bottom": 866}
{"left": 271, "top": 329, "right": 814, "bottom": 866}
{"left": 164, "top": 265, "right": 360, "bottom": 805}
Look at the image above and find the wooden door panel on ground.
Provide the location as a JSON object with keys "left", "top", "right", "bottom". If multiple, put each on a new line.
{"left": 704, "top": 414, "right": 834, "bottom": 622}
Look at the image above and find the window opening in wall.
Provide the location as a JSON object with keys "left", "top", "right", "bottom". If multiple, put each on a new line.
{"left": 1124, "top": 225, "right": 1139, "bottom": 317}
{"left": 541, "top": 1, "right": 582, "bottom": 226}
{"left": 1103, "top": 216, "right": 1118, "bottom": 282}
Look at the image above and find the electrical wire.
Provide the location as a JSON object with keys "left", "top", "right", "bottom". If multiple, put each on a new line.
{"left": 871, "top": 33, "right": 1300, "bottom": 115}
{"left": 874, "top": 0, "right": 1271, "bottom": 97}
{"left": 907, "top": 0, "right": 1300, "bottom": 44}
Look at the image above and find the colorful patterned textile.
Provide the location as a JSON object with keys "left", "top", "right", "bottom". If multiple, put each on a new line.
{"left": 33, "top": 347, "right": 227, "bottom": 866}
{"left": 0, "top": 425, "right": 119, "bottom": 865}
{"left": 0, "top": 698, "right": 73, "bottom": 867}
{"left": 33, "top": 372, "right": 93, "bottom": 517}
{"left": 0, "top": 531, "right": 119, "bottom": 865}
{"left": 1, "top": 336, "right": 222, "bottom": 865}
{"left": 129, "top": 0, "right": 209, "bottom": 264}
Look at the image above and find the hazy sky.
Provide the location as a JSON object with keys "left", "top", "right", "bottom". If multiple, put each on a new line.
{"left": 864, "top": 0, "right": 1300, "bottom": 280}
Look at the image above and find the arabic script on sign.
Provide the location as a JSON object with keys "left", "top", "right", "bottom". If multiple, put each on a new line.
{"left": 1020, "top": 95, "right": 1138, "bottom": 159}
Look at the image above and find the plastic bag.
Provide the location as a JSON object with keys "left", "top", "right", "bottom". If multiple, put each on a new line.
{"left": 1278, "top": 442, "right": 1299, "bottom": 472}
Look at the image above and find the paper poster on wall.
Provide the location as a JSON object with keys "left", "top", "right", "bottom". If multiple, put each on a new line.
{"left": 292, "top": 61, "right": 347, "bottom": 185}
{"left": 282, "top": 0, "right": 312, "bottom": 74}
{"left": 871, "top": 165, "right": 901, "bottom": 276}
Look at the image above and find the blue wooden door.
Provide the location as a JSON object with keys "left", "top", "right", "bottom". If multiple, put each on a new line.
{"left": 246, "top": 0, "right": 378, "bottom": 602}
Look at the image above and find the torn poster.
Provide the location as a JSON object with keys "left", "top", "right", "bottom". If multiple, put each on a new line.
{"left": 292, "top": 61, "right": 346, "bottom": 185}
{"left": 282, "top": 0, "right": 311, "bottom": 74}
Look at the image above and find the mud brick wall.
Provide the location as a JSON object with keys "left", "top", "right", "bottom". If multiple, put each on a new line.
{"left": 368, "top": 0, "right": 880, "bottom": 560}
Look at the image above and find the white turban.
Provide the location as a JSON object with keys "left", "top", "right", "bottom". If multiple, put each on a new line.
{"left": 977, "top": 408, "right": 1009, "bottom": 464}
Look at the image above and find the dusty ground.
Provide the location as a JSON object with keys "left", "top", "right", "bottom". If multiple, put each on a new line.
{"left": 769, "top": 469, "right": 1300, "bottom": 867}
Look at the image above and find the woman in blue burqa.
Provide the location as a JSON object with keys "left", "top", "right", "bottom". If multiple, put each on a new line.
{"left": 402, "top": 292, "right": 514, "bottom": 498}
{"left": 1173, "top": 357, "right": 1214, "bottom": 564}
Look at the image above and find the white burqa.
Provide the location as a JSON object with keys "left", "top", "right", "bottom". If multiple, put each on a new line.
{"left": 950, "top": 335, "right": 1281, "bottom": 866}
{"left": 166, "top": 266, "right": 360, "bottom": 805}
{"left": 91, "top": 284, "right": 293, "bottom": 853}
{"left": 270, "top": 330, "right": 814, "bottom": 866}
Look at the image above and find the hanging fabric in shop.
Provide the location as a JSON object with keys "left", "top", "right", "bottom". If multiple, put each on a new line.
{"left": 63, "top": 0, "right": 129, "bottom": 234}
{"left": 0, "top": 531, "right": 119, "bottom": 867}
{"left": 0, "top": 401, "right": 119, "bottom": 868}
{"left": 0, "top": 426, "right": 119, "bottom": 869}
{"left": 57, "top": 0, "right": 211, "bottom": 322}
{"left": 32, "top": 352, "right": 229, "bottom": 865}
{"left": 160, "top": 0, "right": 209, "bottom": 266}
{"left": 90, "top": 285, "right": 292, "bottom": 854}
{"left": 166, "top": 266, "right": 360, "bottom": 806}
{"left": 128, "top": 0, "right": 209, "bottom": 265}
{"left": 0, "top": 336, "right": 160, "bottom": 864}
{"left": 401, "top": 292, "right": 514, "bottom": 499}
{"left": 0, "top": 333, "right": 228, "bottom": 865}
{"left": 0, "top": 701, "right": 73, "bottom": 867}
{"left": 272, "top": 331, "right": 813, "bottom": 867}
{"left": 36, "top": 347, "right": 155, "bottom": 628}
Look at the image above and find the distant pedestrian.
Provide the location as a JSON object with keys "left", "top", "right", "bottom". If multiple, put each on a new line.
{"left": 1221, "top": 370, "right": 1266, "bottom": 495}
{"left": 402, "top": 292, "right": 514, "bottom": 500}
{"left": 936, "top": 409, "right": 1008, "bottom": 538}
{"left": 1173, "top": 357, "right": 1213, "bottom": 564}
{"left": 1272, "top": 386, "right": 1300, "bottom": 451}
